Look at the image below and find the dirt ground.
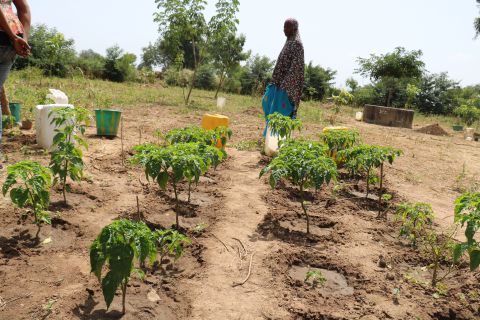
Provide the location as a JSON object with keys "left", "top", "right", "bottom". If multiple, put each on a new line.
{"left": 0, "top": 104, "right": 479, "bottom": 319}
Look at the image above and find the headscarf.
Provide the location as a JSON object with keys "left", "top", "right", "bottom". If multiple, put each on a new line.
{"left": 271, "top": 18, "right": 305, "bottom": 113}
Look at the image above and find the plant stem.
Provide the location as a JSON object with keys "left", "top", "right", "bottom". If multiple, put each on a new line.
{"left": 188, "top": 180, "right": 192, "bottom": 203}
{"left": 121, "top": 280, "right": 127, "bottom": 315}
{"left": 378, "top": 162, "right": 384, "bottom": 218}
{"left": 62, "top": 160, "right": 69, "bottom": 205}
{"left": 300, "top": 185, "right": 309, "bottom": 234}
{"left": 121, "top": 117, "right": 125, "bottom": 167}
{"left": 366, "top": 167, "right": 371, "bottom": 198}
{"left": 173, "top": 182, "right": 179, "bottom": 229}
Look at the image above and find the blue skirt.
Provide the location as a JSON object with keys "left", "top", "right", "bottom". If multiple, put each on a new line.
{"left": 262, "top": 84, "right": 294, "bottom": 136}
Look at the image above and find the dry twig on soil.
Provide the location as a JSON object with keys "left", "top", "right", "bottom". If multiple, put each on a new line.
{"left": 232, "top": 252, "right": 255, "bottom": 287}
{"left": 211, "top": 233, "right": 230, "bottom": 252}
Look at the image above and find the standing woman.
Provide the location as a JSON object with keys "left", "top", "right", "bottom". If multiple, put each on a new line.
{"left": 0, "top": 0, "right": 30, "bottom": 162}
{"left": 262, "top": 18, "right": 304, "bottom": 133}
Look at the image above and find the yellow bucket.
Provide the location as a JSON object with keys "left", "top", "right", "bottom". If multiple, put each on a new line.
{"left": 201, "top": 114, "right": 230, "bottom": 148}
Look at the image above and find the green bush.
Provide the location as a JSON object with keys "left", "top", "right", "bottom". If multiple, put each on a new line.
{"left": 194, "top": 65, "right": 216, "bottom": 90}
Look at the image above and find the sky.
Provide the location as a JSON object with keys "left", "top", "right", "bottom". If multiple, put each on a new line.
{"left": 31, "top": 0, "right": 480, "bottom": 87}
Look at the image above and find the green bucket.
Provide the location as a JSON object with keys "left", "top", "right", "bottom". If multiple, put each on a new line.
{"left": 452, "top": 125, "right": 464, "bottom": 132}
{"left": 9, "top": 102, "right": 21, "bottom": 124}
{"left": 95, "top": 109, "right": 122, "bottom": 136}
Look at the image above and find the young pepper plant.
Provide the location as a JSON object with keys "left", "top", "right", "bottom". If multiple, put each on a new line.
{"left": 395, "top": 202, "right": 434, "bottom": 247}
{"left": 319, "top": 129, "right": 360, "bottom": 160}
{"left": 131, "top": 142, "right": 226, "bottom": 228}
{"left": 90, "top": 219, "right": 158, "bottom": 315}
{"left": 155, "top": 229, "right": 192, "bottom": 264}
{"left": 452, "top": 192, "right": 480, "bottom": 271}
{"left": 260, "top": 140, "right": 337, "bottom": 234}
{"left": 49, "top": 107, "right": 91, "bottom": 204}
{"left": 339, "top": 144, "right": 402, "bottom": 217}
{"left": 2, "top": 161, "right": 52, "bottom": 229}
{"left": 267, "top": 112, "right": 303, "bottom": 140}
{"left": 166, "top": 126, "right": 232, "bottom": 148}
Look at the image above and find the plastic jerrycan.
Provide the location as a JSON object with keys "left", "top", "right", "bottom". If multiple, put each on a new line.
{"left": 264, "top": 126, "right": 283, "bottom": 157}
{"left": 201, "top": 113, "right": 229, "bottom": 148}
{"left": 322, "top": 126, "right": 349, "bottom": 161}
{"left": 35, "top": 104, "right": 74, "bottom": 150}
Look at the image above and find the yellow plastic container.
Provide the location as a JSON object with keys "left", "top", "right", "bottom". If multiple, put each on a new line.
{"left": 201, "top": 113, "right": 230, "bottom": 148}
{"left": 322, "top": 126, "right": 349, "bottom": 133}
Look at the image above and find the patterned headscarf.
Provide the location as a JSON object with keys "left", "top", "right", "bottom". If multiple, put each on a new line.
{"left": 271, "top": 18, "right": 305, "bottom": 113}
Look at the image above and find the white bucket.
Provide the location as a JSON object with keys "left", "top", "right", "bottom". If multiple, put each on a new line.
{"left": 465, "top": 128, "right": 475, "bottom": 141}
{"left": 355, "top": 111, "right": 363, "bottom": 121}
{"left": 216, "top": 97, "right": 226, "bottom": 110}
{"left": 35, "top": 104, "right": 74, "bottom": 150}
{"left": 264, "top": 127, "right": 284, "bottom": 157}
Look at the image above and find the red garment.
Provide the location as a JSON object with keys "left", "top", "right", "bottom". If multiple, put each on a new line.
{"left": 0, "top": 0, "right": 24, "bottom": 35}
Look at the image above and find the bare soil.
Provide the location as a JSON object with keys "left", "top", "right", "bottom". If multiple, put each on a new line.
{"left": 0, "top": 105, "right": 479, "bottom": 319}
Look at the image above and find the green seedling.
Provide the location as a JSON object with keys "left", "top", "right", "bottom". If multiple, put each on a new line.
{"left": 49, "top": 107, "right": 90, "bottom": 204}
{"left": 2, "top": 161, "right": 52, "bottom": 230}
{"left": 90, "top": 220, "right": 158, "bottom": 315}
{"left": 266, "top": 112, "right": 302, "bottom": 139}
{"left": 452, "top": 192, "right": 480, "bottom": 271}
{"left": 392, "top": 288, "right": 400, "bottom": 305}
{"left": 305, "top": 269, "right": 327, "bottom": 288}
{"left": 420, "top": 228, "right": 457, "bottom": 288}
{"left": 395, "top": 202, "right": 434, "bottom": 247}
{"left": 155, "top": 229, "right": 192, "bottom": 264}
{"left": 260, "top": 139, "right": 337, "bottom": 234}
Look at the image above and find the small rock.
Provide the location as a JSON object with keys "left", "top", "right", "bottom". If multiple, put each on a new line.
{"left": 378, "top": 255, "right": 387, "bottom": 268}
{"left": 386, "top": 273, "right": 395, "bottom": 281}
{"left": 147, "top": 289, "right": 161, "bottom": 302}
{"left": 42, "top": 237, "right": 52, "bottom": 245}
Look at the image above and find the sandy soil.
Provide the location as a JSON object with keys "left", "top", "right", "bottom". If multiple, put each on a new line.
{"left": 0, "top": 105, "right": 479, "bottom": 319}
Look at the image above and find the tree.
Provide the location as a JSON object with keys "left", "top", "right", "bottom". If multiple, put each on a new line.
{"left": 303, "top": 62, "right": 336, "bottom": 101}
{"left": 104, "top": 45, "right": 137, "bottom": 82}
{"left": 240, "top": 55, "right": 275, "bottom": 96}
{"left": 415, "top": 72, "right": 460, "bottom": 115}
{"left": 139, "top": 40, "right": 162, "bottom": 70}
{"left": 154, "top": 0, "right": 241, "bottom": 104}
{"left": 356, "top": 47, "right": 424, "bottom": 107}
{"left": 14, "top": 24, "right": 76, "bottom": 77}
{"left": 210, "top": 33, "right": 249, "bottom": 98}
{"left": 345, "top": 77, "right": 359, "bottom": 94}
{"left": 75, "top": 49, "right": 105, "bottom": 79}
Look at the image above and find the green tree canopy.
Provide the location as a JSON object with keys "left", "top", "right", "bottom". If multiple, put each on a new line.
{"left": 356, "top": 47, "right": 425, "bottom": 107}
{"left": 15, "top": 24, "right": 76, "bottom": 77}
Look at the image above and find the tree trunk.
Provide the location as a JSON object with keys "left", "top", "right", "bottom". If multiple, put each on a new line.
{"left": 186, "top": 38, "right": 198, "bottom": 105}
{"left": 214, "top": 70, "right": 226, "bottom": 99}
{"left": 386, "top": 88, "right": 393, "bottom": 107}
